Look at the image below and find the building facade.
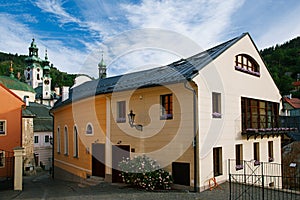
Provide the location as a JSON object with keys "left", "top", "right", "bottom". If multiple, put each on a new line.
{"left": 51, "top": 33, "right": 288, "bottom": 191}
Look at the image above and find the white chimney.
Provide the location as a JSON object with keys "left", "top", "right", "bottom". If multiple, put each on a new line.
{"left": 55, "top": 86, "right": 60, "bottom": 96}
{"left": 62, "top": 86, "right": 70, "bottom": 102}
{"left": 23, "top": 95, "right": 29, "bottom": 106}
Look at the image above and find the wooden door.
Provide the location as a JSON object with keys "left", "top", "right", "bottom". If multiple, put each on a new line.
{"left": 92, "top": 143, "right": 105, "bottom": 177}
{"left": 112, "top": 145, "right": 130, "bottom": 183}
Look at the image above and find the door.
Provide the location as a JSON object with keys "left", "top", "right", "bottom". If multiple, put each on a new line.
{"left": 92, "top": 143, "right": 105, "bottom": 177}
{"left": 112, "top": 145, "right": 130, "bottom": 183}
{"left": 172, "top": 162, "right": 190, "bottom": 186}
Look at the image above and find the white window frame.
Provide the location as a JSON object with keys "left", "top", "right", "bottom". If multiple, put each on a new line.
{"left": 212, "top": 92, "right": 222, "bottom": 118}
{"left": 85, "top": 123, "right": 94, "bottom": 135}
{"left": 64, "top": 126, "right": 69, "bottom": 155}
{"left": 0, "top": 120, "right": 7, "bottom": 136}
{"left": 116, "top": 101, "right": 126, "bottom": 123}
{"left": 73, "top": 125, "right": 79, "bottom": 158}
{"left": 57, "top": 127, "right": 61, "bottom": 153}
{"left": 34, "top": 135, "right": 39, "bottom": 144}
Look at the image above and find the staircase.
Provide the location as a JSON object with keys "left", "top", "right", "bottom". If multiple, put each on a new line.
{"left": 78, "top": 176, "right": 104, "bottom": 188}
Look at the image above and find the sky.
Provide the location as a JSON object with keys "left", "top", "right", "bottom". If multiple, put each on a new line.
{"left": 0, "top": 0, "right": 300, "bottom": 78}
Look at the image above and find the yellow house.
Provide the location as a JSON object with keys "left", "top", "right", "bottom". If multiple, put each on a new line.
{"left": 51, "top": 33, "right": 290, "bottom": 191}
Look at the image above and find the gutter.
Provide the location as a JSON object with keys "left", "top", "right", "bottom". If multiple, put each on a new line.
{"left": 184, "top": 80, "right": 199, "bottom": 192}
{"left": 49, "top": 111, "right": 55, "bottom": 179}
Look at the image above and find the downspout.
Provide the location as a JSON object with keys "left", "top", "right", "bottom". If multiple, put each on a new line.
{"left": 49, "top": 111, "right": 55, "bottom": 179}
{"left": 184, "top": 80, "right": 199, "bottom": 192}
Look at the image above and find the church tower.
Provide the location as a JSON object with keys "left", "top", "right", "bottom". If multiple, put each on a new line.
{"left": 98, "top": 52, "right": 107, "bottom": 79}
{"left": 42, "top": 49, "right": 52, "bottom": 100}
{"left": 24, "top": 38, "right": 43, "bottom": 89}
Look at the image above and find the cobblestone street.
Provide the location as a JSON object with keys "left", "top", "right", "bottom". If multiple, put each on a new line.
{"left": 0, "top": 172, "right": 229, "bottom": 200}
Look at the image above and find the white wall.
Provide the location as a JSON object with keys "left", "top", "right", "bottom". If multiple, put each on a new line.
{"left": 193, "top": 34, "right": 282, "bottom": 190}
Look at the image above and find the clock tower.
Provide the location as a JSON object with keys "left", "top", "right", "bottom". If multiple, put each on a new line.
{"left": 24, "top": 38, "right": 44, "bottom": 89}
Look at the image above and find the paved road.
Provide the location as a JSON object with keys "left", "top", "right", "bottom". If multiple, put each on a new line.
{"left": 0, "top": 172, "right": 229, "bottom": 200}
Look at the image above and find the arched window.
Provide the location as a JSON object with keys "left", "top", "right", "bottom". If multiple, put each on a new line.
{"left": 86, "top": 123, "right": 93, "bottom": 135}
{"left": 73, "top": 126, "right": 79, "bottom": 158}
{"left": 64, "top": 126, "right": 69, "bottom": 155}
{"left": 57, "top": 127, "right": 60, "bottom": 153}
{"left": 235, "top": 54, "right": 260, "bottom": 76}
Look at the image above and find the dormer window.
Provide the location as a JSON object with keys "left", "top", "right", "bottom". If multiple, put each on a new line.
{"left": 235, "top": 54, "right": 260, "bottom": 77}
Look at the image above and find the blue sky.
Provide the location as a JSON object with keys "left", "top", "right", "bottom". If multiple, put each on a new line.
{"left": 0, "top": 0, "right": 300, "bottom": 77}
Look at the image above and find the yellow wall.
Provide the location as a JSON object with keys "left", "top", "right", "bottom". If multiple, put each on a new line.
{"left": 53, "top": 95, "right": 106, "bottom": 178}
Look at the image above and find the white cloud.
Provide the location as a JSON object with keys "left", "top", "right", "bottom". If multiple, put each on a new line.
{"left": 35, "top": 0, "right": 80, "bottom": 24}
{"left": 257, "top": 3, "right": 300, "bottom": 49}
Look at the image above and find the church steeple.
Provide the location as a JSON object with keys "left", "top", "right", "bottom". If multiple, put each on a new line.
{"left": 98, "top": 51, "right": 107, "bottom": 79}
{"left": 29, "top": 38, "right": 39, "bottom": 57}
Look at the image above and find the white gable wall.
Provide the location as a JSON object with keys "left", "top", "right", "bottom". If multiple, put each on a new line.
{"left": 193, "top": 34, "right": 282, "bottom": 190}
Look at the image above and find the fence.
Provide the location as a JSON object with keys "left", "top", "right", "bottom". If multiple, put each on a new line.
{"left": 229, "top": 159, "right": 300, "bottom": 200}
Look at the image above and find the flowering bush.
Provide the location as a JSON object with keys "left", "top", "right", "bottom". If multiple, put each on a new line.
{"left": 118, "top": 155, "right": 173, "bottom": 190}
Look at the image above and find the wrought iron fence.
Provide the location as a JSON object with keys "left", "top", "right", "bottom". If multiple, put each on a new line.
{"left": 229, "top": 159, "right": 300, "bottom": 200}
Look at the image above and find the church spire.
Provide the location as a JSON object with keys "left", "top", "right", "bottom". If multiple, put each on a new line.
{"left": 98, "top": 51, "right": 107, "bottom": 79}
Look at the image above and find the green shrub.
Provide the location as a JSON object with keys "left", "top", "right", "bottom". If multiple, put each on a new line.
{"left": 118, "top": 155, "right": 173, "bottom": 190}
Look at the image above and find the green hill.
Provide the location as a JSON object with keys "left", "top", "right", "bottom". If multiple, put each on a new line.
{"left": 260, "top": 37, "right": 300, "bottom": 98}
{"left": 0, "top": 52, "right": 76, "bottom": 89}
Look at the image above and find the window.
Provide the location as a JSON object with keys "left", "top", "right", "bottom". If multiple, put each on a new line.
{"left": 213, "top": 147, "right": 223, "bottom": 176}
{"left": 45, "top": 135, "right": 49, "bottom": 143}
{"left": 160, "top": 94, "right": 173, "bottom": 120}
{"left": 235, "top": 144, "right": 243, "bottom": 169}
{"left": 86, "top": 124, "right": 93, "bottom": 135}
{"left": 37, "top": 73, "right": 40, "bottom": 80}
{"left": 268, "top": 141, "right": 274, "bottom": 162}
{"left": 0, "top": 151, "right": 4, "bottom": 167}
{"left": 254, "top": 142, "right": 260, "bottom": 163}
{"left": 212, "top": 93, "right": 221, "bottom": 118}
{"left": 241, "top": 97, "right": 279, "bottom": 131}
{"left": 235, "top": 54, "right": 260, "bottom": 76}
{"left": 64, "top": 126, "right": 68, "bottom": 155}
{"left": 34, "top": 136, "right": 39, "bottom": 144}
{"left": 0, "top": 120, "right": 6, "bottom": 135}
{"left": 117, "top": 101, "right": 126, "bottom": 123}
{"left": 73, "top": 126, "right": 79, "bottom": 158}
{"left": 57, "top": 127, "right": 61, "bottom": 153}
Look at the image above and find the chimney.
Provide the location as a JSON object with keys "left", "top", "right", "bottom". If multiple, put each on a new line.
{"left": 289, "top": 94, "right": 292, "bottom": 99}
{"left": 23, "top": 95, "right": 29, "bottom": 106}
{"left": 55, "top": 86, "right": 60, "bottom": 96}
{"left": 62, "top": 86, "right": 70, "bottom": 102}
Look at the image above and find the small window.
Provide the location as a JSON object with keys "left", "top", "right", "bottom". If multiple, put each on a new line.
{"left": 212, "top": 93, "right": 221, "bottom": 118}
{"left": 0, "top": 120, "right": 6, "bottom": 135}
{"left": 73, "top": 126, "right": 79, "bottom": 158}
{"left": 0, "top": 151, "right": 5, "bottom": 168}
{"left": 45, "top": 135, "right": 49, "bottom": 143}
{"left": 254, "top": 142, "right": 260, "bottom": 164}
{"left": 57, "top": 127, "right": 61, "bottom": 153}
{"left": 37, "top": 73, "right": 40, "bottom": 80}
{"left": 235, "top": 144, "right": 243, "bottom": 169}
{"left": 213, "top": 147, "right": 223, "bottom": 177}
{"left": 117, "top": 101, "right": 126, "bottom": 123}
{"left": 160, "top": 94, "right": 173, "bottom": 120}
{"left": 268, "top": 141, "right": 274, "bottom": 162}
{"left": 34, "top": 136, "right": 39, "bottom": 144}
{"left": 86, "top": 124, "right": 93, "bottom": 135}
{"left": 64, "top": 126, "right": 69, "bottom": 155}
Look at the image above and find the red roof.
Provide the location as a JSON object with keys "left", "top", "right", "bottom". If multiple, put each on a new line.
{"left": 283, "top": 97, "right": 300, "bottom": 109}
{"left": 293, "top": 81, "right": 300, "bottom": 87}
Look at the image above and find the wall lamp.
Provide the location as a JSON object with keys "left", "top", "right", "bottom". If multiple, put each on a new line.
{"left": 128, "top": 110, "right": 143, "bottom": 131}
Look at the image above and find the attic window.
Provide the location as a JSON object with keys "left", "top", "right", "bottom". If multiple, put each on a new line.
{"left": 235, "top": 54, "right": 260, "bottom": 77}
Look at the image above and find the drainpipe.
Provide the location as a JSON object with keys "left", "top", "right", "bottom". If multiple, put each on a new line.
{"left": 49, "top": 111, "right": 55, "bottom": 179}
{"left": 184, "top": 81, "right": 199, "bottom": 192}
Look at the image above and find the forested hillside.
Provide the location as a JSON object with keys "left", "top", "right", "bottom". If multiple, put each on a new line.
{"left": 260, "top": 37, "right": 300, "bottom": 98}
{"left": 0, "top": 52, "right": 76, "bottom": 88}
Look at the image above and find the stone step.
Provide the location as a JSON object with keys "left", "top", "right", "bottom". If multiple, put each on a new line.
{"left": 78, "top": 176, "right": 104, "bottom": 188}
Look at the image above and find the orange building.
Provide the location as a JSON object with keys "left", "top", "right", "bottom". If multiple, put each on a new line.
{"left": 0, "top": 84, "right": 25, "bottom": 177}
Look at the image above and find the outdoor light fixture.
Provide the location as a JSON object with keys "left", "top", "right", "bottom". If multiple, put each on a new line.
{"left": 128, "top": 110, "right": 143, "bottom": 131}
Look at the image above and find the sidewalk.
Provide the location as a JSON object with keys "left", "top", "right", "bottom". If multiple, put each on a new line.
{"left": 0, "top": 171, "right": 229, "bottom": 200}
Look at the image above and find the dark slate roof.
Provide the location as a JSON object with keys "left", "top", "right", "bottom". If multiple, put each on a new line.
{"left": 0, "top": 75, "right": 35, "bottom": 93}
{"left": 52, "top": 33, "right": 248, "bottom": 110}
{"left": 23, "top": 102, "right": 53, "bottom": 132}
